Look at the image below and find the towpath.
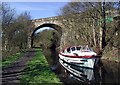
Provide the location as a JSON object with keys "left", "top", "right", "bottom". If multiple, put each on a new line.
{"left": 2, "top": 48, "right": 35, "bottom": 84}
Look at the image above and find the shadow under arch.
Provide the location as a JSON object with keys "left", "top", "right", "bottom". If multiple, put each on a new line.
{"left": 31, "top": 23, "right": 62, "bottom": 48}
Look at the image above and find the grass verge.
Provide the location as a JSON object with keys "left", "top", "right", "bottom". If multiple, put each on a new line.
{"left": 1, "top": 52, "right": 23, "bottom": 68}
{"left": 20, "top": 49, "right": 62, "bottom": 84}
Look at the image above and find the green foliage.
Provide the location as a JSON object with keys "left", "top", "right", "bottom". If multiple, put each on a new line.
{"left": 106, "top": 17, "right": 113, "bottom": 22}
{"left": 33, "top": 29, "right": 60, "bottom": 48}
{"left": 98, "top": 17, "right": 113, "bottom": 24}
{"left": 1, "top": 52, "right": 22, "bottom": 68}
{"left": 20, "top": 49, "right": 61, "bottom": 84}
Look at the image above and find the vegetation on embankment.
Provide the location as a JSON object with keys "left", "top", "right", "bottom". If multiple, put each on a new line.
{"left": 102, "top": 47, "right": 119, "bottom": 62}
{"left": 33, "top": 29, "right": 60, "bottom": 49}
{"left": 2, "top": 3, "right": 32, "bottom": 58}
{"left": 1, "top": 52, "right": 23, "bottom": 68}
{"left": 20, "top": 49, "right": 62, "bottom": 84}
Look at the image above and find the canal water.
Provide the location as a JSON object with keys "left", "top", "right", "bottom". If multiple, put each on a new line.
{"left": 42, "top": 48, "right": 119, "bottom": 85}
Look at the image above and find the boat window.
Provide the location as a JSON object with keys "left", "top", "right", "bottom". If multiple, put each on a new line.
{"left": 82, "top": 46, "right": 86, "bottom": 50}
{"left": 89, "top": 48, "right": 93, "bottom": 51}
{"left": 81, "top": 46, "right": 87, "bottom": 50}
{"left": 71, "top": 47, "right": 76, "bottom": 51}
{"left": 86, "top": 47, "right": 92, "bottom": 51}
{"left": 76, "top": 47, "right": 81, "bottom": 50}
{"left": 87, "top": 47, "right": 90, "bottom": 50}
{"left": 67, "top": 48, "right": 70, "bottom": 52}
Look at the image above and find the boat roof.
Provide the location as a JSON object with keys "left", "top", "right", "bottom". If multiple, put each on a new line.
{"left": 61, "top": 45, "right": 92, "bottom": 51}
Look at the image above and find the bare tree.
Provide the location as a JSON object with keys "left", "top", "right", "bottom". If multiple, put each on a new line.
{"left": 1, "top": 3, "right": 32, "bottom": 57}
{"left": 1, "top": 3, "right": 16, "bottom": 51}
{"left": 13, "top": 11, "right": 32, "bottom": 50}
{"left": 59, "top": 2, "right": 119, "bottom": 54}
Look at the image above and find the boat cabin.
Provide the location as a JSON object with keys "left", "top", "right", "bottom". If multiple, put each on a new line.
{"left": 63, "top": 45, "right": 93, "bottom": 53}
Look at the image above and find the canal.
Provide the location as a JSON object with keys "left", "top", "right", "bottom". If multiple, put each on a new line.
{"left": 42, "top": 48, "right": 119, "bottom": 85}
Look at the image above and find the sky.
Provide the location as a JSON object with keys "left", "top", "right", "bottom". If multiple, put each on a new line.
{"left": 6, "top": 0, "right": 119, "bottom": 20}
{"left": 8, "top": 2, "right": 68, "bottom": 19}
{"left": 35, "top": 27, "right": 53, "bottom": 33}
{"left": 3, "top": 2, "right": 69, "bottom": 33}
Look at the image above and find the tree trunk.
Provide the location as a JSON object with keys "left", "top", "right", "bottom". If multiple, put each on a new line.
{"left": 93, "top": 19, "right": 97, "bottom": 47}
{"left": 4, "top": 38, "right": 8, "bottom": 51}
{"left": 99, "top": 26, "right": 103, "bottom": 50}
{"left": 101, "top": 2, "right": 106, "bottom": 49}
{"left": 99, "top": 2, "right": 106, "bottom": 51}
{"left": 27, "top": 36, "right": 31, "bottom": 48}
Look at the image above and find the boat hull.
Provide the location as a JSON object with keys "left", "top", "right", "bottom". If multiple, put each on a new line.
{"left": 59, "top": 58, "right": 94, "bottom": 82}
{"left": 59, "top": 54, "right": 96, "bottom": 69}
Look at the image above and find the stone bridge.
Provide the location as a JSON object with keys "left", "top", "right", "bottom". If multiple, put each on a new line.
{"left": 28, "top": 15, "right": 67, "bottom": 50}
{"left": 28, "top": 14, "right": 95, "bottom": 50}
{"left": 28, "top": 13, "right": 87, "bottom": 48}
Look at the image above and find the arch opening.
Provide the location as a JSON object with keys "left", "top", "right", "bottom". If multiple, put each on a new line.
{"left": 31, "top": 23, "right": 62, "bottom": 49}
{"left": 31, "top": 23, "right": 63, "bottom": 67}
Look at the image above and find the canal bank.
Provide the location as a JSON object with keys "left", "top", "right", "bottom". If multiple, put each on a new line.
{"left": 101, "top": 59, "right": 119, "bottom": 84}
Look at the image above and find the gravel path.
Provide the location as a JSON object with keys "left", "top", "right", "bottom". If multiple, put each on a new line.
{"left": 2, "top": 48, "right": 36, "bottom": 84}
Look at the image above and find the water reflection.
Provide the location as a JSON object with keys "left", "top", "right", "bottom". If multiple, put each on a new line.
{"left": 59, "top": 58, "right": 119, "bottom": 85}
{"left": 59, "top": 58, "right": 103, "bottom": 84}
